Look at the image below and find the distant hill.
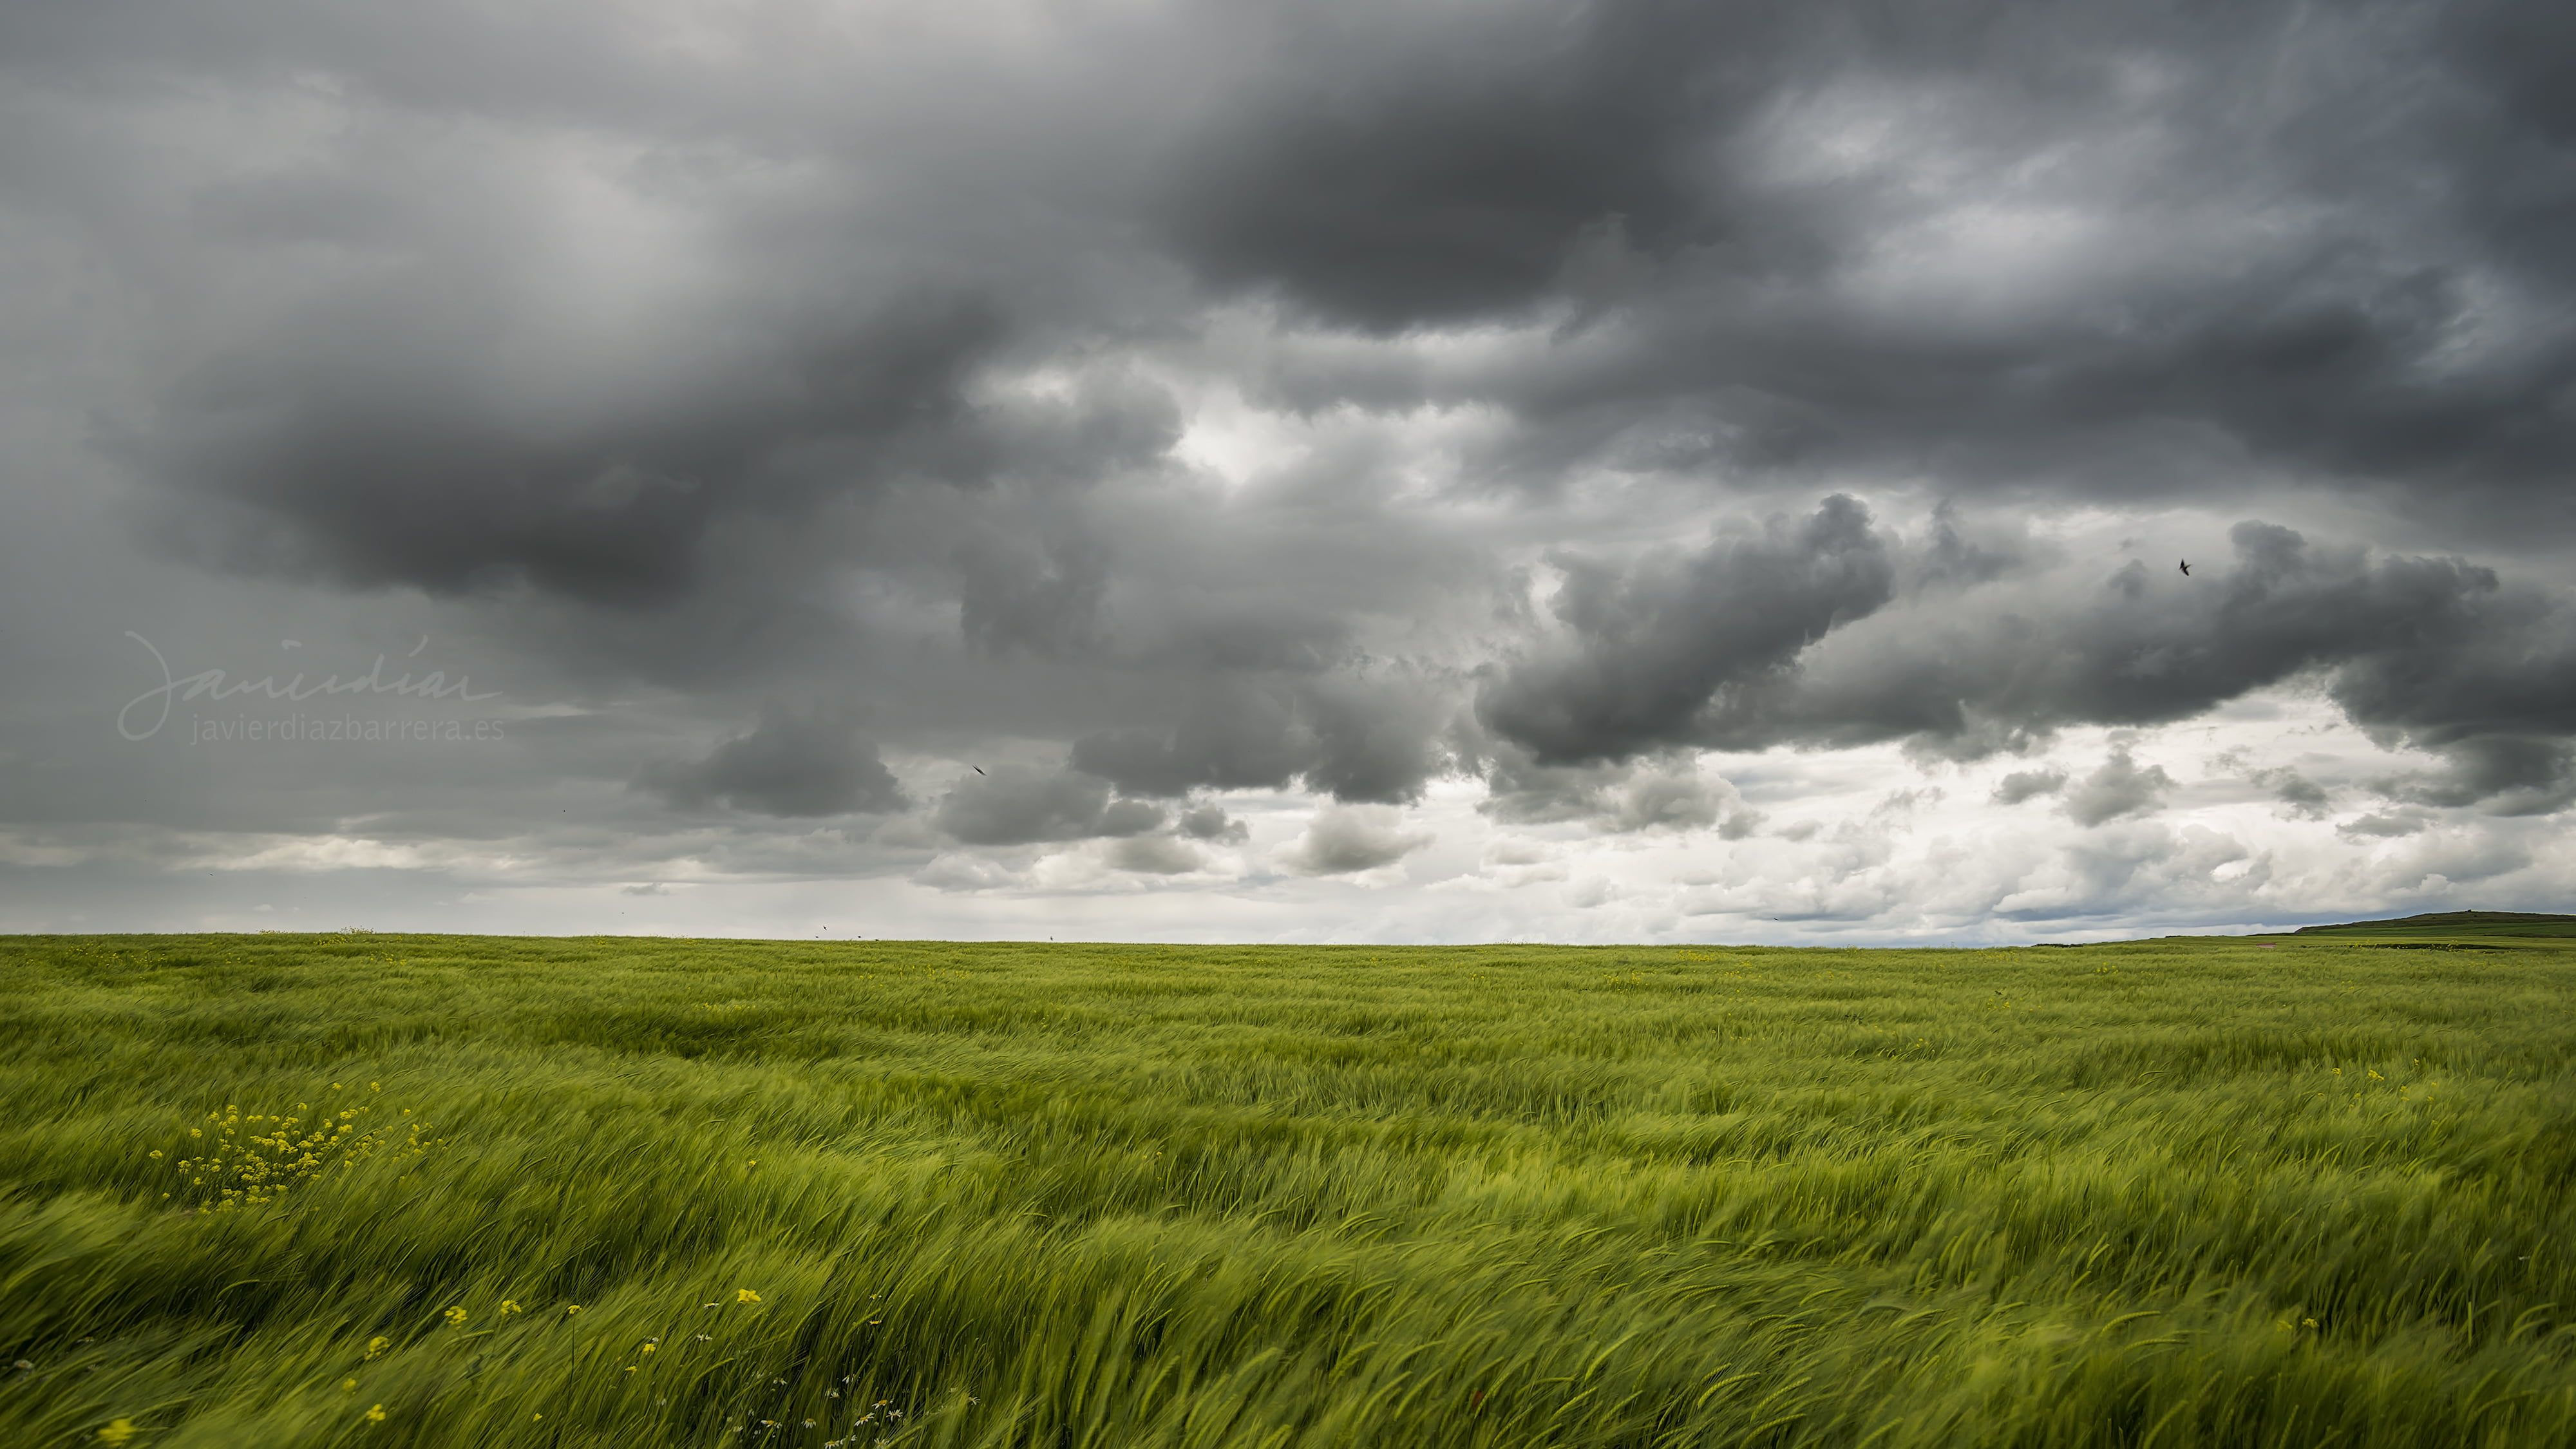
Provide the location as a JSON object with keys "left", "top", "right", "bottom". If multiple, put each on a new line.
{"left": 2291, "top": 910, "right": 2576, "bottom": 938}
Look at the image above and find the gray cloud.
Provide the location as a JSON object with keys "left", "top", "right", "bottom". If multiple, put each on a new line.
{"left": 1481, "top": 752, "right": 1760, "bottom": 837}
{"left": 1175, "top": 803, "right": 1248, "bottom": 844}
{"left": 1155, "top": 1, "right": 1744, "bottom": 333}
{"left": 2250, "top": 766, "right": 2333, "bottom": 820}
{"left": 1608, "top": 768, "right": 1754, "bottom": 836}
{"left": 134, "top": 292, "right": 1011, "bottom": 606}
{"left": 2064, "top": 750, "right": 2176, "bottom": 828}
{"left": 1071, "top": 674, "right": 1454, "bottom": 804}
{"left": 1146, "top": 1, "right": 2576, "bottom": 539}
{"left": 1993, "top": 769, "right": 2069, "bottom": 806}
{"left": 2342, "top": 810, "right": 2434, "bottom": 840}
{"left": 1282, "top": 806, "right": 1434, "bottom": 876}
{"left": 636, "top": 710, "right": 905, "bottom": 817}
{"left": 2380, "top": 737, "right": 2576, "bottom": 817}
{"left": 1479, "top": 495, "right": 1895, "bottom": 765}
{"left": 1110, "top": 834, "right": 1206, "bottom": 875}
{"left": 956, "top": 533, "right": 1115, "bottom": 661}
{"left": 932, "top": 768, "right": 1163, "bottom": 847}
{"left": 1485, "top": 516, "right": 2576, "bottom": 810}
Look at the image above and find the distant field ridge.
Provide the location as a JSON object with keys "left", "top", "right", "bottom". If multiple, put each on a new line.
{"left": 2291, "top": 909, "right": 2576, "bottom": 936}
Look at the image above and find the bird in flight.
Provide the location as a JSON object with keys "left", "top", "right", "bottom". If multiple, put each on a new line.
{"left": 971, "top": 765, "right": 986, "bottom": 775}
{"left": 2178, "top": 560, "right": 2191, "bottom": 576}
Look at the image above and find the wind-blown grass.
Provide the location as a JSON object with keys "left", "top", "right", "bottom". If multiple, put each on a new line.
{"left": 1, "top": 930, "right": 2570, "bottom": 1446}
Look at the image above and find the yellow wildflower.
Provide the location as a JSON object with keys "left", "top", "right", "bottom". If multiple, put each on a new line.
{"left": 341, "top": 1378, "right": 357, "bottom": 1393}
{"left": 736, "top": 1289, "right": 762, "bottom": 1305}
{"left": 365, "top": 1404, "right": 386, "bottom": 1423}
{"left": 97, "top": 1421, "right": 138, "bottom": 1447}
{"left": 444, "top": 1307, "right": 468, "bottom": 1329}
{"left": 564, "top": 1304, "right": 582, "bottom": 1316}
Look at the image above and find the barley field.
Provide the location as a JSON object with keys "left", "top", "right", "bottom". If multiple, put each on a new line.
{"left": 1, "top": 927, "right": 2571, "bottom": 1448}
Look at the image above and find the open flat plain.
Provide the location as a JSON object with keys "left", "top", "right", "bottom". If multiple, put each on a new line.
{"left": 1, "top": 926, "right": 2570, "bottom": 1447}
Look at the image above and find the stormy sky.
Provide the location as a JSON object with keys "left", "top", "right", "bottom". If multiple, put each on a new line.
{"left": 3, "top": 0, "right": 2573, "bottom": 942}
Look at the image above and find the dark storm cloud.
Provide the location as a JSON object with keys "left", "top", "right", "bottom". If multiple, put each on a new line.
{"left": 2383, "top": 737, "right": 2576, "bottom": 817}
{"left": 636, "top": 709, "right": 905, "bottom": 818}
{"left": 1155, "top": 0, "right": 1756, "bottom": 332}
{"left": 1162, "top": 0, "right": 2576, "bottom": 534}
{"left": 1482, "top": 514, "right": 2576, "bottom": 809}
{"left": 1478, "top": 495, "right": 1896, "bottom": 765}
{"left": 132, "top": 292, "right": 1008, "bottom": 605}
{"left": 1072, "top": 674, "right": 1454, "bottom": 805}
{"left": 956, "top": 534, "right": 1115, "bottom": 660}
{"left": 66, "top": 0, "right": 2576, "bottom": 638}
{"left": 932, "top": 768, "right": 1163, "bottom": 847}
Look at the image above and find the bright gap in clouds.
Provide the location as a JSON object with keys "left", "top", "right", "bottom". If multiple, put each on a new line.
{"left": 6, "top": 685, "right": 2562, "bottom": 944}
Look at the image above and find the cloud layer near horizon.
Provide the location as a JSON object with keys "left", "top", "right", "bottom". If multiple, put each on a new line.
{"left": 2, "top": 0, "right": 2573, "bottom": 940}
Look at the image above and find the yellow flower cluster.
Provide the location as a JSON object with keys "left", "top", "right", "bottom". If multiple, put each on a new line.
{"left": 162, "top": 1083, "right": 428, "bottom": 1213}
{"left": 318, "top": 1289, "right": 811, "bottom": 1438}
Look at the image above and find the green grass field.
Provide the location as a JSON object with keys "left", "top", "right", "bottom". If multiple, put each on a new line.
{"left": 1, "top": 929, "right": 2571, "bottom": 1448}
